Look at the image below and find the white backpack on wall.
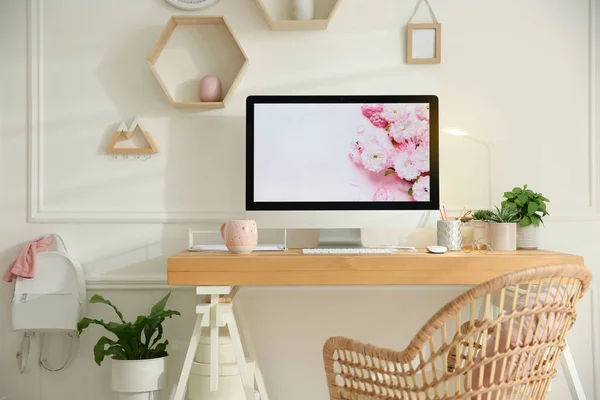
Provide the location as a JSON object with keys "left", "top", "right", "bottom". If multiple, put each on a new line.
{"left": 11, "top": 234, "right": 86, "bottom": 373}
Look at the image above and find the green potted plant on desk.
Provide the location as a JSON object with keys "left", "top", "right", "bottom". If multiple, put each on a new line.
{"left": 78, "top": 292, "right": 180, "bottom": 400}
{"left": 502, "top": 185, "right": 549, "bottom": 249}
{"left": 469, "top": 209, "right": 493, "bottom": 242}
{"left": 486, "top": 206, "right": 520, "bottom": 251}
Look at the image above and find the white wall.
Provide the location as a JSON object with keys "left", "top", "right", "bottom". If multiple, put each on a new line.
{"left": 0, "top": 0, "right": 599, "bottom": 399}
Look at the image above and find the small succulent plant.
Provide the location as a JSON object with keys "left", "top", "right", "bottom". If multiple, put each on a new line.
{"left": 487, "top": 206, "right": 520, "bottom": 223}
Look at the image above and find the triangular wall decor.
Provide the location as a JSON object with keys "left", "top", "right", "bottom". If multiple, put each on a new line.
{"left": 106, "top": 118, "right": 160, "bottom": 155}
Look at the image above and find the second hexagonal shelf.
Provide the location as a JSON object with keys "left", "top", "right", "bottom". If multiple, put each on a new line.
{"left": 148, "top": 16, "right": 248, "bottom": 109}
{"left": 255, "top": 0, "right": 341, "bottom": 31}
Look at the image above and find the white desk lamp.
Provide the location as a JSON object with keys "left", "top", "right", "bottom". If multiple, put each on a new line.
{"left": 442, "top": 127, "right": 494, "bottom": 209}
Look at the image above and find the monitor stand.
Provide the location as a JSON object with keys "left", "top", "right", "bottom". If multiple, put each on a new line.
{"left": 317, "top": 228, "right": 363, "bottom": 248}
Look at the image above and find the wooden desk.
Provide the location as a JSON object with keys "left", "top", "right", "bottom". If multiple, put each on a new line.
{"left": 168, "top": 249, "right": 587, "bottom": 400}
{"left": 167, "top": 249, "right": 584, "bottom": 286}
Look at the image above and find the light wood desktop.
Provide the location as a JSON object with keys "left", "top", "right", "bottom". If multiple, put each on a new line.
{"left": 167, "top": 249, "right": 587, "bottom": 400}
{"left": 167, "top": 248, "right": 584, "bottom": 286}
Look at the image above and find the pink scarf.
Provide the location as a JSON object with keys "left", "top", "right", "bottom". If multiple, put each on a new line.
{"left": 3, "top": 236, "right": 54, "bottom": 282}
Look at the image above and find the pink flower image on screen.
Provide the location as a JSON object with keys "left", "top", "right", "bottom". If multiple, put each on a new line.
{"left": 349, "top": 103, "right": 431, "bottom": 202}
{"left": 412, "top": 175, "right": 431, "bottom": 201}
{"left": 252, "top": 102, "right": 430, "bottom": 203}
{"left": 361, "top": 104, "right": 384, "bottom": 118}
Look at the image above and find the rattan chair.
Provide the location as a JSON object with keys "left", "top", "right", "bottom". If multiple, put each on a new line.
{"left": 323, "top": 264, "right": 592, "bottom": 400}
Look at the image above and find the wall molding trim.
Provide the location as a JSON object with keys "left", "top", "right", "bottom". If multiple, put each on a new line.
{"left": 591, "top": 284, "right": 600, "bottom": 399}
{"left": 85, "top": 275, "right": 191, "bottom": 290}
{"left": 588, "top": 0, "right": 600, "bottom": 216}
{"left": 29, "top": 209, "right": 246, "bottom": 224}
{"left": 26, "top": 0, "right": 600, "bottom": 224}
{"left": 25, "top": 0, "right": 244, "bottom": 224}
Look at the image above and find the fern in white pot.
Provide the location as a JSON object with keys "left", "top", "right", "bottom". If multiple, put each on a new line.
{"left": 78, "top": 293, "right": 180, "bottom": 399}
{"left": 502, "top": 185, "right": 550, "bottom": 249}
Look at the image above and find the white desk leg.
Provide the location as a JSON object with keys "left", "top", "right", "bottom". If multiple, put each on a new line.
{"left": 253, "top": 365, "right": 269, "bottom": 400}
{"left": 210, "top": 294, "right": 219, "bottom": 392}
{"left": 224, "top": 312, "right": 257, "bottom": 400}
{"left": 560, "top": 341, "right": 587, "bottom": 400}
{"left": 233, "top": 299, "right": 269, "bottom": 400}
{"left": 173, "top": 313, "right": 205, "bottom": 400}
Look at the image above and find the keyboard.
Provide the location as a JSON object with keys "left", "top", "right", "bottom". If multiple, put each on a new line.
{"left": 302, "top": 248, "right": 393, "bottom": 254}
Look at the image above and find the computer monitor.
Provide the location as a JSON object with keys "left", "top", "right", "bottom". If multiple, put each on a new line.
{"left": 246, "top": 95, "right": 440, "bottom": 246}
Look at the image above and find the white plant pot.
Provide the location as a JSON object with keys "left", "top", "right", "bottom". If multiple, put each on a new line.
{"left": 468, "top": 220, "right": 489, "bottom": 243}
{"left": 293, "top": 0, "right": 314, "bottom": 20}
{"left": 517, "top": 224, "right": 540, "bottom": 249}
{"left": 488, "top": 223, "right": 517, "bottom": 251}
{"left": 112, "top": 357, "right": 167, "bottom": 399}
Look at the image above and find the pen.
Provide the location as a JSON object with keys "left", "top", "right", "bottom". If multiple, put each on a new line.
{"left": 442, "top": 203, "right": 448, "bottom": 221}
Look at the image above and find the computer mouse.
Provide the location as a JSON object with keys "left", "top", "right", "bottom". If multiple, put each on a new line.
{"left": 427, "top": 245, "right": 447, "bottom": 254}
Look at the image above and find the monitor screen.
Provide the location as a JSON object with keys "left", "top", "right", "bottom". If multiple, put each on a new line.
{"left": 246, "top": 96, "right": 439, "bottom": 211}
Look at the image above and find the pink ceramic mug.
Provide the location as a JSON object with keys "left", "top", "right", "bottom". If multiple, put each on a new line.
{"left": 220, "top": 220, "right": 258, "bottom": 254}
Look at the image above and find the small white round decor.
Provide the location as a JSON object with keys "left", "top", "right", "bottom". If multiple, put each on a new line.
{"left": 164, "top": 0, "right": 220, "bottom": 11}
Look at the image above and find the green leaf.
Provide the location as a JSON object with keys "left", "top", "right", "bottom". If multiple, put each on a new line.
{"left": 518, "top": 194, "right": 528, "bottom": 205}
{"left": 527, "top": 202, "right": 539, "bottom": 216}
{"left": 513, "top": 187, "right": 522, "bottom": 194}
{"left": 150, "top": 324, "right": 163, "bottom": 349}
{"left": 408, "top": 188, "right": 413, "bottom": 196}
{"left": 80, "top": 292, "right": 179, "bottom": 363}
{"left": 503, "top": 192, "right": 516, "bottom": 199}
{"left": 77, "top": 317, "right": 111, "bottom": 335}
{"left": 90, "top": 294, "right": 125, "bottom": 323}
{"left": 531, "top": 214, "right": 542, "bottom": 227}
{"left": 384, "top": 169, "right": 395, "bottom": 176}
{"left": 93, "top": 336, "right": 116, "bottom": 366}
{"left": 150, "top": 293, "right": 171, "bottom": 316}
{"left": 520, "top": 215, "right": 532, "bottom": 227}
{"left": 105, "top": 344, "right": 127, "bottom": 361}
{"left": 153, "top": 340, "right": 168, "bottom": 355}
{"left": 77, "top": 317, "right": 94, "bottom": 334}
{"left": 523, "top": 184, "right": 528, "bottom": 189}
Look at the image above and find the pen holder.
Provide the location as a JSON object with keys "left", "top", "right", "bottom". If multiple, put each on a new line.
{"left": 437, "top": 220, "right": 463, "bottom": 251}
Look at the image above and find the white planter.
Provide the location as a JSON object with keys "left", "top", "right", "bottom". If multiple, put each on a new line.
{"left": 112, "top": 357, "right": 167, "bottom": 399}
{"left": 189, "top": 360, "right": 256, "bottom": 400}
{"left": 293, "top": 0, "right": 314, "bottom": 20}
{"left": 517, "top": 225, "right": 540, "bottom": 249}
{"left": 468, "top": 220, "right": 489, "bottom": 243}
{"left": 488, "top": 223, "right": 517, "bottom": 251}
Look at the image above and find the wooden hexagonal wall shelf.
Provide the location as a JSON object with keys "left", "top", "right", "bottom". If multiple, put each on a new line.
{"left": 255, "top": 0, "right": 341, "bottom": 30}
{"left": 148, "top": 16, "right": 248, "bottom": 109}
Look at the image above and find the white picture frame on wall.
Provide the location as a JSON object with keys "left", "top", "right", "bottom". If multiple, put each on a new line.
{"left": 406, "top": 23, "right": 441, "bottom": 64}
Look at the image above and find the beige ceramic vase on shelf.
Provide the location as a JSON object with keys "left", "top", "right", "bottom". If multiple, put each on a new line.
{"left": 488, "top": 222, "right": 517, "bottom": 251}
{"left": 221, "top": 220, "right": 258, "bottom": 254}
{"left": 199, "top": 75, "right": 222, "bottom": 102}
